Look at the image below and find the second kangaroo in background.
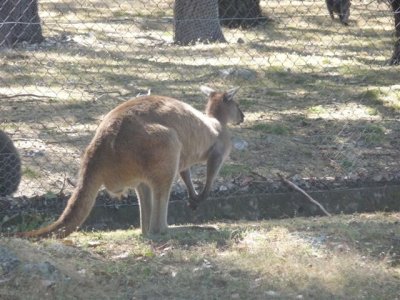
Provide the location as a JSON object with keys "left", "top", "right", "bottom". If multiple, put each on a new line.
{"left": 326, "top": 0, "right": 351, "bottom": 26}
{"left": 0, "top": 130, "right": 21, "bottom": 196}
{"left": 17, "top": 86, "right": 244, "bottom": 239}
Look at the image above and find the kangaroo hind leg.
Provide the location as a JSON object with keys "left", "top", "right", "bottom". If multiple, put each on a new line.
{"left": 136, "top": 183, "right": 152, "bottom": 235}
{"left": 148, "top": 146, "right": 181, "bottom": 235}
{"left": 148, "top": 154, "right": 180, "bottom": 235}
{"left": 148, "top": 182, "right": 173, "bottom": 235}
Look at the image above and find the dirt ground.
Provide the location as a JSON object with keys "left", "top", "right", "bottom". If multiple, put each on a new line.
{"left": 1, "top": 0, "right": 399, "bottom": 200}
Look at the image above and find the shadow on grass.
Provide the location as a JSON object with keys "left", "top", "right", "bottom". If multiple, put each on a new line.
{"left": 103, "top": 214, "right": 400, "bottom": 299}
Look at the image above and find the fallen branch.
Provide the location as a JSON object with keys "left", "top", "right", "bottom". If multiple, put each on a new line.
{"left": 250, "top": 171, "right": 269, "bottom": 181}
{"left": 277, "top": 173, "right": 332, "bottom": 217}
{"left": 0, "top": 93, "right": 51, "bottom": 100}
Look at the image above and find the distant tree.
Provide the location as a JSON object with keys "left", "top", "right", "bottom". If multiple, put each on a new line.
{"left": 218, "top": 0, "right": 265, "bottom": 28}
{"left": 0, "top": 0, "right": 43, "bottom": 47}
{"left": 389, "top": 0, "right": 400, "bottom": 65}
{"left": 173, "top": 0, "right": 225, "bottom": 45}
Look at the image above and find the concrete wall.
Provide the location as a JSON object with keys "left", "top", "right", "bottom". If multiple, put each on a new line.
{"left": 84, "top": 185, "right": 400, "bottom": 230}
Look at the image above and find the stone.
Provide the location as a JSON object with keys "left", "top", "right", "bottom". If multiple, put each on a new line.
{"left": 0, "top": 246, "right": 20, "bottom": 276}
{"left": 232, "top": 138, "right": 248, "bottom": 151}
{"left": 22, "top": 261, "right": 59, "bottom": 280}
{"left": 219, "top": 68, "right": 257, "bottom": 80}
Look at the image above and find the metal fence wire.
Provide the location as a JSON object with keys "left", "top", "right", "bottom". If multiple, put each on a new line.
{"left": 0, "top": 0, "right": 399, "bottom": 202}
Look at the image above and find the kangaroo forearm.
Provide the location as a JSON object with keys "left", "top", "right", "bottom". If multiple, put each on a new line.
{"left": 180, "top": 169, "right": 198, "bottom": 199}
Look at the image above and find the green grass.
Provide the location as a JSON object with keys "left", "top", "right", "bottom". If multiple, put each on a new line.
{"left": 362, "top": 89, "right": 384, "bottom": 105}
{"left": 361, "top": 124, "right": 386, "bottom": 145}
{"left": 360, "top": 88, "right": 400, "bottom": 112}
{"left": 341, "top": 158, "right": 354, "bottom": 170}
{"left": 237, "top": 99, "right": 254, "bottom": 110}
{"left": 1, "top": 212, "right": 53, "bottom": 232}
{"left": 366, "top": 106, "right": 379, "bottom": 116}
{"left": 250, "top": 122, "right": 291, "bottom": 135}
{"left": 22, "top": 167, "right": 41, "bottom": 179}
{"left": 308, "top": 105, "right": 327, "bottom": 114}
{"left": 220, "top": 163, "right": 250, "bottom": 177}
{"left": 392, "top": 102, "right": 400, "bottom": 111}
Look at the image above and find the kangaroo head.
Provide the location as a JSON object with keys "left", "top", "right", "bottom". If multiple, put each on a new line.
{"left": 201, "top": 86, "right": 244, "bottom": 125}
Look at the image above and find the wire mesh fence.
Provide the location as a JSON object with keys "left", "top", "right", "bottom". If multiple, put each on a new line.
{"left": 0, "top": 0, "right": 399, "bottom": 204}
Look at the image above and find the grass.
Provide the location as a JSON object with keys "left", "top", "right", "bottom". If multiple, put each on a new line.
{"left": 1, "top": 213, "right": 399, "bottom": 299}
{"left": 363, "top": 89, "right": 383, "bottom": 104}
{"left": 250, "top": 122, "right": 291, "bottom": 135}
{"left": 220, "top": 163, "right": 250, "bottom": 177}
{"left": 1, "top": 212, "right": 52, "bottom": 232}
{"left": 308, "top": 105, "right": 327, "bottom": 115}
{"left": 22, "top": 167, "right": 41, "bottom": 179}
{"left": 366, "top": 106, "right": 379, "bottom": 116}
{"left": 360, "top": 124, "right": 386, "bottom": 145}
{"left": 340, "top": 158, "right": 354, "bottom": 170}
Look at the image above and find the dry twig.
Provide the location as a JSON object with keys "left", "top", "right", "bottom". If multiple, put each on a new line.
{"left": 277, "top": 173, "right": 332, "bottom": 217}
{"left": 0, "top": 93, "right": 51, "bottom": 100}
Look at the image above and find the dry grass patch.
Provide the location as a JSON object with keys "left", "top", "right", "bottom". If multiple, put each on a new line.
{"left": 1, "top": 212, "right": 399, "bottom": 299}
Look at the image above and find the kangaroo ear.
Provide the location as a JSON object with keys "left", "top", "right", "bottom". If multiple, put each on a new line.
{"left": 225, "top": 87, "right": 240, "bottom": 101}
{"left": 200, "top": 86, "right": 215, "bottom": 96}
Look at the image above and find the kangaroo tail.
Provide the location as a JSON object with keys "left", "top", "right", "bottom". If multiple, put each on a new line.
{"left": 18, "top": 151, "right": 103, "bottom": 239}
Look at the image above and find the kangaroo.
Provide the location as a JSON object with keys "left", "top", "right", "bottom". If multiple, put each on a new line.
{"left": 17, "top": 86, "right": 244, "bottom": 239}
{"left": 0, "top": 130, "right": 21, "bottom": 196}
{"left": 326, "top": 0, "right": 351, "bottom": 26}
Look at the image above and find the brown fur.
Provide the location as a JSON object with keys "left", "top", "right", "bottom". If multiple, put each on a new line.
{"left": 18, "top": 86, "right": 244, "bottom": 238}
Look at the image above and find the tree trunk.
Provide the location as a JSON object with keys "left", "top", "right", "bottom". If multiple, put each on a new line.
{"left": 0, "top": 0, "right": 44, "bottom": 48}
{"left": 218, "top": 0, "right": 265, "bottom": 28}
{"left": 390, "top": 0, "right": 400, "bottom": 65}
{"left": 174, "top": 0, "right": 225, "bottom": 45}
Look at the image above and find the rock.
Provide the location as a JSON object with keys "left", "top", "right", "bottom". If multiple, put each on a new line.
{"left": 265, "top": 290, "right": 280, "bottom": 297}
{"left": 232, "top": 138, "right": 248, "bottom": 151}
{"left": 22, "top": 261, "right": 59, "bottom": 281}
{"left": 219, "top": 185, "right": 228, "bottom": 192}
{"left": 171, "top": 182, "right": 188, "bottom": 198}
{"left": 193, "top": 259, "right": 214, "bottom": 272}
{"left": 0, "top": 246, "right": 20, "bottom": 276}
{"left": 24, "top": 150, "right": 45, "bottom": 157}
{"left": 202, "top": 259, "right": 213, "bottom": 269}
{"left": 41, "top": 279, "right": 56, "bottom": 289}
{"left": 372, "top": 174, "right": 383, "bottom": 182}
{"left": 347, "top": 172, "right": 360, "bottom": 181}
{"left": 77, "top": 269, "right": 87, "bottom": 276}
{"left": 219, "top": 68, "right": 257, "bottom": 81}
{"left": 291, "top": 174, "right": 302, "bottom": 182}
